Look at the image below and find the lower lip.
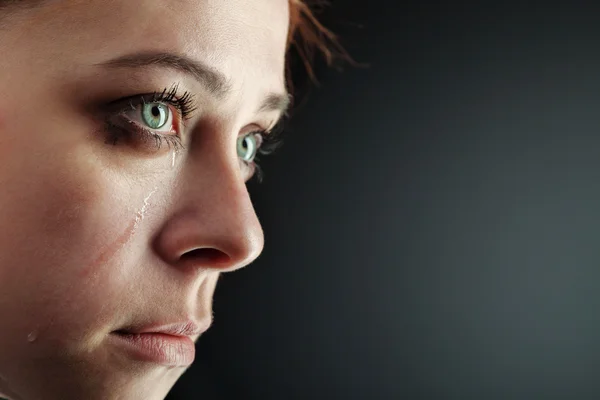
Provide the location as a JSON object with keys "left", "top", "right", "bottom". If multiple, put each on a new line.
{"left": 110, "top": 331, "right": 195, "bottom": 366}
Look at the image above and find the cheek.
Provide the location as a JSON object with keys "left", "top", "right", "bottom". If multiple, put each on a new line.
{"left": 0, "top": 129, "right": 137, "bottom": 336}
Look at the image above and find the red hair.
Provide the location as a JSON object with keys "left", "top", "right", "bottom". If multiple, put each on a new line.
{"left": 286, "top": 0, "right": 349, "bottom": 86}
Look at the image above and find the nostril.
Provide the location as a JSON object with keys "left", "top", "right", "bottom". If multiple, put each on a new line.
{"left": 180, "top": 248, "right": 231, "bottom": 266}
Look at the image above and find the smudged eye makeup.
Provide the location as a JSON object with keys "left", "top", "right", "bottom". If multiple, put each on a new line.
{"left": 103, "top": 84, "right": 284, "bottom": 181}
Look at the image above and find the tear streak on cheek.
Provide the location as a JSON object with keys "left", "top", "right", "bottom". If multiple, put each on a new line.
{"left": 27, "top": 180, "right": 160, "bottom": 342}
{"left": 79, "top": 218, "right": 137, "bottom": 280}
{"left": 79, "top": 187, "right": 158, "bottom": 279}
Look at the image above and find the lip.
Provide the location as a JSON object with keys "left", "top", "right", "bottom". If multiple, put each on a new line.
{"left": 110, "top": 331, "right": 196, "bottom": 366}
{"left": 111, "top": 319, "right": 209, "bottom": 366}
{"left": 119, "top": 320, "right": 205, "bottom": 337}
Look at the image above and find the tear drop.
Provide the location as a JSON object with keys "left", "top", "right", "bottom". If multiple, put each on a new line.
{"left": 27, "top": 330, "right": 38, "bottom": 343}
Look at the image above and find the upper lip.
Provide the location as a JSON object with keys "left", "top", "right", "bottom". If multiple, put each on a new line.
{"left": 116, "top": 319, "right": 207, "bottom": 338}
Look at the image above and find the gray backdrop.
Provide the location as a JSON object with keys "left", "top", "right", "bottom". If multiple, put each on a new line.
{"left": 169, "top": 2, "right": 600, "bottom": 399}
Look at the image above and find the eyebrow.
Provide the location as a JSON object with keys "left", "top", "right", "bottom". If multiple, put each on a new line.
{"left": 99, "top": 51, "right": 291, "bottom": 119}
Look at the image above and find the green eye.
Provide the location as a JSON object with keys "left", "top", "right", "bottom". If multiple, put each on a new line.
{"left": 141, "top": 103, "right": 170, "bottom": 129}
{"left": 237, "top": 133, "right": 260, "bottom": 162}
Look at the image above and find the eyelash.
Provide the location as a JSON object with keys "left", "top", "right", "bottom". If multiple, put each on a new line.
{"left": 104, "top": 84, "right": 284, "bottom": 181}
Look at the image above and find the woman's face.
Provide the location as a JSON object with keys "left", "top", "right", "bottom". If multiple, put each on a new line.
{"left": 0, "top": 0, "right": 288, "bottom": 398}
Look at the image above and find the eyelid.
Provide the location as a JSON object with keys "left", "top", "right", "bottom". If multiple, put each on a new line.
{"left": 105, "top": 85, "right": 198, "bottom": 122}
{"left": 108, "top": 92, "right": 192, "bottom": 140}
{"left": 105, "top": 113, "right": 184, "bottom": 152}
{"left": 111, "top": 95, "right": 178, "bottom": 119}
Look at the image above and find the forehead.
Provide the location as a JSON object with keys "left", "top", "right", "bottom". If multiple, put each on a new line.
{"left": 27, "top": 0, "right": 290, "bottom": 108}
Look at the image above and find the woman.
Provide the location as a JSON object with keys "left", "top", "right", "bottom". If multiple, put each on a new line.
{"left": 0, "top": 1, "right": 338, "bottom": 399}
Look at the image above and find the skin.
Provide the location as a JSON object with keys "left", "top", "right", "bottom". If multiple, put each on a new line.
{"left": 0, "top": 0, "right": 289, "bottom": 399}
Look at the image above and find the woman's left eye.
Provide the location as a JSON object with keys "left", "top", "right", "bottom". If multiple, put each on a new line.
{"left": 237, "top": 132, "right": 264, "bottom": 163}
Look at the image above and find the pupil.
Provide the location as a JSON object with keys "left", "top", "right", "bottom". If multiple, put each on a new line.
{"left": 152, "top": 106, "right": 160, "bottom": 117}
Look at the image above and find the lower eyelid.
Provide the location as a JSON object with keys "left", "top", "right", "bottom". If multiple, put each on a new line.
{"left": 104, "top": 115, "right": 183, "bottom": 152}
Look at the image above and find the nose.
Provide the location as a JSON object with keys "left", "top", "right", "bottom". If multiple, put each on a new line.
{"left": 153, "top": 139, "right": 265, "bottom": 274}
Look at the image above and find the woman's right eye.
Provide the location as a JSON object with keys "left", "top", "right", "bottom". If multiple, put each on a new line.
{"left": 104, "top": 99, "right": 185, "bottom": 152}
{"left": 121, "top": 101, "right": 177, "bottom": 134}
{"left": 139, "top": 103, "right": 173, "bottom": 130}
{"left": 103, "top": 86, "right": 197, "bottom": 152}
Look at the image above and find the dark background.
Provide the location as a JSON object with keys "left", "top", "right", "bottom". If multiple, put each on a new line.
{"left": 168, "top": 2, "right": 600, "bottom": 399}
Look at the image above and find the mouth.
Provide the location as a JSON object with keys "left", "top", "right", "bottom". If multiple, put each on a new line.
{"left": 110, "top": 318, "right": 210, "bottom": 366}
{"left": 110, "top": 330, "right": 196, "bottom": 367}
